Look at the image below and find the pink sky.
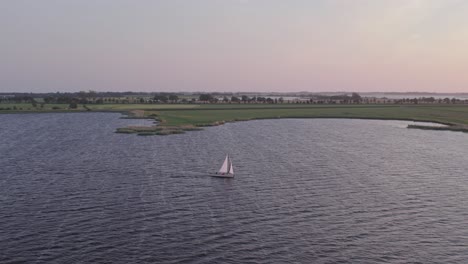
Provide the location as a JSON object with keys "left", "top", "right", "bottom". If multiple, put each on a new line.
{"left": 1, "top": 0, "right": 467, "bottom": 93}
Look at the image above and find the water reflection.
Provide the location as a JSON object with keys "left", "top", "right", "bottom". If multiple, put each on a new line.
{"left": 0, "top": 114, "right": 467, "bottom": 263}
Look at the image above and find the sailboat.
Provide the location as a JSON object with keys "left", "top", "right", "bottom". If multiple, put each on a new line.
{"left": 211, "top": 154, "right": 234, "bottom": 178}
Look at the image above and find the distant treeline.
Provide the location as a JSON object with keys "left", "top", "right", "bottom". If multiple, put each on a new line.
{"left": 1, "top": 91, "right": 467, "bottom": 106}
{"left": 393, "top": 97, "right": 464, "bottom": 104}
{"left": 0, "top": 91, "right": 362, "bottom": 104}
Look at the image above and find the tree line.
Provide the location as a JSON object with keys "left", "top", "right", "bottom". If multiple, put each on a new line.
{"left": 2, "top": 91, "right": 467, "bottom": 107}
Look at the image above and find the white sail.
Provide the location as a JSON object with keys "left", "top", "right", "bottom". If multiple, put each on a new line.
{"left": 229, "top": 159, "right": 234, "bottom": 175}
{"left": 218, "top": 155, "right": 229, "bottom": 174}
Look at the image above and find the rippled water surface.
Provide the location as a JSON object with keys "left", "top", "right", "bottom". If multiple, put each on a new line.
{"left": 1, "top": 113, "right": 468, "bottom": 263}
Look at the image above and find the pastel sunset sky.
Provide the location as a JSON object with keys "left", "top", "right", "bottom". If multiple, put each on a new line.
{"left": 1, "top": 0, "right": 467, "bottom": 93}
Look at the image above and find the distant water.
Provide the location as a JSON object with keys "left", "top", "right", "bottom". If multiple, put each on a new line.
{"left": 1, "top": 113, "right": 468, "bottom": 264}
{"left": 363, "top": 93, "right": 468, "bottom": 100}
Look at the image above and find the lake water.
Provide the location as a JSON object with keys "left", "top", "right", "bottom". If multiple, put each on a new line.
{"left": 1, "top": 113, "right": 468, "bottom": 264}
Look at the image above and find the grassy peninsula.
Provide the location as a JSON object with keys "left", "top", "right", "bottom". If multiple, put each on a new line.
{"left": 2, "top": 99, "right": 468, "bottom": 135}
{"left": 111, "top": 104, "right": 468, "bottom": 135}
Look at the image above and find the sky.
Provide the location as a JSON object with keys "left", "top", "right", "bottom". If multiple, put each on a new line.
{"left": 1, "top": 0, "right": 468, "bottom": 93}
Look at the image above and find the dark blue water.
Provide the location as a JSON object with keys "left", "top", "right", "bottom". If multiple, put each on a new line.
{"left": 1, "top": 113, "right": 468, "bottom": 263}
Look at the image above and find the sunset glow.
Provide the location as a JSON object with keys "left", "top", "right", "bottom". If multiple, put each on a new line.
{"left": 1, "top": 0, "right": 467, "bottom": 92}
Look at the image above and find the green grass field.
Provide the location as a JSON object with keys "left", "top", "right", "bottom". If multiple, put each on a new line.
{"left": 3, "top": 103, "right": 468, "bottom": 134}
{"left": 0, "top": 103, "right": 199, "bottom": 112}
{"left": 151, "top": 105, "right": 468, "bottom": 126}
{"left": 113, "top": 103, "right": 468, "bottom": 135}
{"left": 0, "top": 103, "right": 82, "bottom": 112}
{"left": 87, "top": 104, "right": 199, "bottom": 110}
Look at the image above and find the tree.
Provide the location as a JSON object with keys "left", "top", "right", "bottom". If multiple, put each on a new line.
{"left": 351, "top": 92, "right": 362, "bottom": 103}
{"left": 199, "top": 94, "right": 214, "bottom": 102}
{"left": 69, "top": 102, "right": 78, "bottom": 109}
{"left": 231, "top": 96, "right": 240, "bottom": 103}
{"left": 154, "top": 95, "right": 168, "bottom": 103}
{"left": 241, "top": 95, "right": 249, "bottom": 103}
{"left": 423, "top": 97, "right": 435, "bottom": 103}
{"left": 168, "top": 94, "right": 179, "bottom": 103}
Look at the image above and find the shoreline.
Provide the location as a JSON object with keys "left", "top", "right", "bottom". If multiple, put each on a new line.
{"left": 2, "top": 105, "right": 468, "bottom": 135}
{"left": 117, "top": 115, "right": 463, "bottom": 136}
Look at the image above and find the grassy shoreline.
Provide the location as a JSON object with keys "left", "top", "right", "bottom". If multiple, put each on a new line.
{"left": 117, "top": 104, "right": 468, "bottom": 135}
{"left": 2, "top": 103, "right": 468, "bottom": 135}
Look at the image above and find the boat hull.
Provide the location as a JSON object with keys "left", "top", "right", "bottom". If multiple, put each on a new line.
{"left": 210, "top": 173, "right": 234, "bottom": 178}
